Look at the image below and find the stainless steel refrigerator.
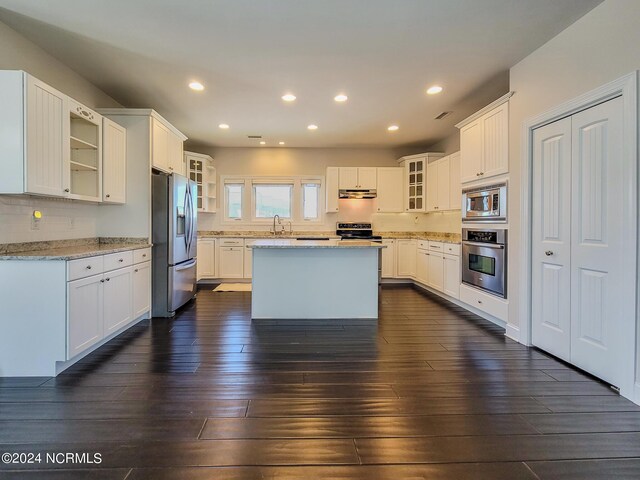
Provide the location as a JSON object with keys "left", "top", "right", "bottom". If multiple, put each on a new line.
{"left": 152, "top": 173, "right": 198, "bottom": 317}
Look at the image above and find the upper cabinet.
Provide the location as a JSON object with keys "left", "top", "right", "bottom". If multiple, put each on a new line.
{"left": 376, "top": 167, "right": 404, "bottom": 213}
{"left": 151, "top": 116, "right": 187, "bottom": 175}
{"left": 456, "top": 92, "right": 512, "bottom": 184}
{"left": 102, "top": 117, "right": 127, "bottom": 204}
{"left": 397, "top": 153, "right": 444, "bottom": 212}
{"left": 0, "top": 71, "right": 111, "bottom": 202}
{"left": 325, "top": 167, "right": 339, "bottom": 213}
{"left": 185, "top": 151, "right": 216, "bottom": 213}
{"left": 338, "top": 167, "right": 377, "bottom": 189}
{"left": 426, "top": 151, "right": 460, "bottom": 212}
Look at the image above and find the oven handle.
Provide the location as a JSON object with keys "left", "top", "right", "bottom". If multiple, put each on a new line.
{"left": 462, "top": 241, "right": 505, "bottom": 250}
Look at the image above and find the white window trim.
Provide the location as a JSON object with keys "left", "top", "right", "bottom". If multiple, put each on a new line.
{"left": 251, "top": 181, "right": 294, "bottom": 222}
{"left": 223, "top": 179, "right": 246, "bottom": 222}
{"left": 220, "top": 175, "right": 324, "bottom": 226}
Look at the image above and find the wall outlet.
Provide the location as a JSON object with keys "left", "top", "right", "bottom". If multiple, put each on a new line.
{"left": 31, "top": 210, "right": 42, "bottom": 231}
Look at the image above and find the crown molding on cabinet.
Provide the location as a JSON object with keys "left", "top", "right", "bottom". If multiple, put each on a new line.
{"left": 455, "top": 91, "right": 514, "bottom": 129}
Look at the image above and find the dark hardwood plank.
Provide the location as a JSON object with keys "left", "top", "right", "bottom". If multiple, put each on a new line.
{"left": 526, "top": 458, "right": 640, "bottom": 480}
{"left": 521, "top": 411, "right": 640, "bottom": 433}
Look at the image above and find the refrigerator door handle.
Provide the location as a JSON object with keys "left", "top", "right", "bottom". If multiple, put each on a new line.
{"left": 175, "top": 258, "right": 197, "bottom": 271}
{"left": 184, "top": 184, "right": 192, "bottom": 253}
{"left": 186, "top": 183, "right": 194, "bottom": 253}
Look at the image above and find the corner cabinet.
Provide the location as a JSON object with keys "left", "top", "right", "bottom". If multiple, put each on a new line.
{"left": 457, "top": 92, "right": 512, "bottom": 184}
{"left": 397, "top": 153, "right": 444, "bottom": 212}
{"left": 186, "top": 151, "right": 216, "bottom": 213}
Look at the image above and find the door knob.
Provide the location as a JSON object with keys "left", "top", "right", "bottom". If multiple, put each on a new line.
{"left": 545, "top": 251, "right": 554, "bottom": 256}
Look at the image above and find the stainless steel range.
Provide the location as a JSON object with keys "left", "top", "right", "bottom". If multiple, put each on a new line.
{"left": 462, "top": 228, "right": 507, "bottom": 298}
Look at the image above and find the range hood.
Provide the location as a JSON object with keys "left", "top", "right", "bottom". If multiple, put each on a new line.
{"left": 339, "top": 189, "right": 377, "bottom": 199}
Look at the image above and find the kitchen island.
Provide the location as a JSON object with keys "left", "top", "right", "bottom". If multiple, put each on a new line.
{"left": 249, "top": 239, "right": 384, "bottom": 319}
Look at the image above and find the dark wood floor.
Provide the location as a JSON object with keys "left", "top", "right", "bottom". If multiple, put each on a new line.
{"left": 1, "top": 285, "right": 640, "bottom": 479}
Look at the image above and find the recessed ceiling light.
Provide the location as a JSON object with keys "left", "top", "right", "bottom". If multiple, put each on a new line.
{"left": 279, "top": 141, "right": 285, "bottom": 145}
{"left": 218, "top": 123, "right": 229, "bottom": 129}
{"left": 259, "top": 141, "right": 266, "bottom": 145}
{"left": 307, "top": 124, "right": 318, "bottom": 130}
{"left": 426, "top": 85, "right": 443, "bottom": 95}
{"left": 282, "top": 93, "right": 296, "bottom": 102}
{"left": 387, "top": 125, "right": 399, "bottom": 131}
{"left": 334, "top": 94, "right": 348, "bottom": 102}
{"left": 189, "top": 81, "right": 204, "bottom": 91}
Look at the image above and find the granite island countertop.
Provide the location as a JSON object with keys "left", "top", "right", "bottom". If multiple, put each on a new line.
{"left": 249, "top": 239, "right": 385, "bottom": 249}
{"left": 198, "top": 230, "right": 461, "bottom": 244}
{"left": 0, "top": 237, "right": 151, "bottom": 261}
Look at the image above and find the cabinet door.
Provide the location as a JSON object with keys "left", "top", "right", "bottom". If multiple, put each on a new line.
{"left": 427, "top": 253, "right": 444, "bottom": 291}
{"left": 396, "top": 240, "right": 416, "bottom": 277}
{"left": 381, "top": 240, "right": 396, "bottom": 278}
{"left": 426, "top": 161, "right": 438, "bottom": 212}
{"left": 406, "top": 159, "right": 425, "bottom": 212}
{"left": 376, "top": 168, "right": 404, "bottom": 213}
{"left": 103, "top": 266, "right": 133, "bottom": 336}
{"left": 437, "top": 157, "right": 450, "bottom": 210}
{"left": 151, "top": 118, "right": 170, "bottom": 173}
{"left": 325, "top": 167, "right": 339, "bottom": 213}
{"left": 132, "top": 261, "right": 151, "bottom": 318}
{"left": 25, "top": 75, "right": 68, "bottom": 196}
{"left": 448, "top": 152, "right": 461, "bottom": 210}
{"left": 338, "top": 167, "right": 358, "bottom": 189}
{"left": 218, "top": 247, "right": 244, "bottom": 278}
{"left": 460, "top": 120, "right": 483, "bottom": 183}
{"left": 197, "top": 239, "right": 215, "bottom": 279}
{"left": 167, "top": 132, "right": 185, "bottom": 175}
{"left": 443, "top": 254, "right": 460, "bottom": 299}
{"left": 357, "top": 167, "right": 377, "bottom": 189}
{"left": 416, "top": 250, "right": 429, "bottom": 284}
{"left": 67, "top": 273, "right": 103, "bottom": 359}
{"left": 481, "top": 103, "right": 509, "bottom": 179}
{"left": 102, "top": 117, "right": 127, "bottom": 204}
{"left": 244, "top": 242, "right": 254, "bottom": 279}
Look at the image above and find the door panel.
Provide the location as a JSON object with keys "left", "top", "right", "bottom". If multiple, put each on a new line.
{"left": 531, "top": 117, "right": 572, "bottom": 361}
{"left": 104, "top": 267, "right": 133, "bottom": 335}
{"left": 482, "top": 103, "right": 509, "bottom": 178}
{"left": 67, "top": 274, "right": 103, "bottom": 359}
{"left": 338, "top": 167, "right": 358, "bottom": 189}
{"left": 170, "top": 174, "right": 189, "bottom": 265}
{"left": 169, "top": 259, "right": 196, "bottom": 311}
{"left": 570, "top": 96, "right": 625, "bottom": 386}
{"left": 357, "top": 167, "right": 377, "bottom": 189}
{"left": 460, "top": 121, "right": 483, "bottom": 183}
{"left": 132, "top": 262, "right": 151, "bottom": 318}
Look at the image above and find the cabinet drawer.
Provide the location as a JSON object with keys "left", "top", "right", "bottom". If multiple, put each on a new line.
{"left": 443, "top": 243, "right": 461, "bottom": 256}
{"left": 133, "top": 247, "right": 151, "bottom": 264}
{"left": 219, "top": 238, "right": 244, "bottom": 246}
{"left": 103, "top": 250, "right": 133, "bottom": 272}
{"left": 68, "top": 256, "right": 104, "bottom": 281}
{"left": 417, "top": 240, "right": 429, "bottom": 250}
{"left": 459, "top": 284, "right": 508, "bottom": 321}
{"left": 428, "top": 241, "right": 443, "bottom": 251}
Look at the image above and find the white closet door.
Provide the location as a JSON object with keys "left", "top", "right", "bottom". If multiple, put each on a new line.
{"left": 531, "top": 117, "right": 572, "bottom": 362}
{"left": 570, "top": 96, "right": 626, "bottom": 387}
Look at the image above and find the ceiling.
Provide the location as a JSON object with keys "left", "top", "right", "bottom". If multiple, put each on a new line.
{"left": 0, "top": 0, "right": 602, "bottom": 149}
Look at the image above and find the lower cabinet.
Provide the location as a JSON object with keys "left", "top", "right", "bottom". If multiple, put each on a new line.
{"left": 427, "top": 252, "right": 444, "bottom": 291}
{"left": 396, "top": 239, "right": 417, "bottom": 277}
{"left": 443, "top": 254, "right": 460, "bottom": 299}
{"left": 103, "top": 266, "right": 133, "bottom": 336}
{"left": 197, "top": 238, "right": 216, "bottom": 280}
{"left": 381, "top": 239, "right": 396, "bottom": 278}
{"left": 416, "top": 248, "right": 429, "bottom": 284}
{"left": 243, "top": 240, "right": 259, "bottom": 278}
{"left": 218, "top": 246, "right": 244, "bottom": 278}
{"left": 68, "top": 273, "right": 104, "bottom": 359}
{"left": 132, "top": 261, "right": 152, "bottom": 318}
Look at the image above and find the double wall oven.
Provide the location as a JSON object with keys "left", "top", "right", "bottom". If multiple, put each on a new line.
{"left": 462, "top": 228, "right": 507, "bottom": 298}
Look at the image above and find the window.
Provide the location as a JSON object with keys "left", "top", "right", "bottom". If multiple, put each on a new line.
{"left": 225, "top": 183, "right": 243, "bottom": 220}
{"left": 302, "top": 182, "right": 320, "bottom": 220}
{"left": 254, "top": 184, "right": 293, "bottom": 219}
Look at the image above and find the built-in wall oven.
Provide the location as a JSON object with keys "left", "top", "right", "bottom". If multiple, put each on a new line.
{"left": 462, "top": 228, "right": 507, "bottom": 298}
{"left": 462, "top": 182, "right": 507, "bottom": 222}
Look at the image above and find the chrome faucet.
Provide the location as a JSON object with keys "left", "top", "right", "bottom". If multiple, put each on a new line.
{"left": 272, "top": 214, "right": 282, "bottom": 235}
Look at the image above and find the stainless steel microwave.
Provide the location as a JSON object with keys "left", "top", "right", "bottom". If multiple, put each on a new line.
{"left": 462, "top": 182, "right": 507, "bottom": 223}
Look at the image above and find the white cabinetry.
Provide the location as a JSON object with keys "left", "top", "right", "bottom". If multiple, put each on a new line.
{"left": 396, "top": 239, "right": 417, "bottom": 277}
{"left": 132, "top": 261, "right": 151, "bottom": 318}
{"left": 381, "top": 239, "right": 396, "bottom": 278}
{"left": 186, "top": 151, "right": 216, "bottom": 212}
{"left": 151, "top": 116, "right": 187, "bottom": 174}
{"left": 68, "top": 99, "right": 102, "bottom": 202}
{"left": 443, "top": 253, "right": 460, "bottom": 299}
{"left": 103, "top": 266, "right": 133, "bottom": 336}
{"left": 376, "top": 167, "right": 404, "bottom": 213}
{"left": 67, "top": 273, "right": 104, "bottom": 358}
{"left": 196, "top": 238, "right": 216, "bottom": 280}
{"left": 102, "top": 117, "right": 127, "bottom": 204}
{"left": 416, "top": 244, "right": 429, "bottom": 285}
{"left": 448, "top": 152, "right": 461, "bottom": 210}
{"left": 218, "top": 239, "right": 245, "bottom": 278}
{"left": 457, "top": 93, "right": 511, "bottom": 184}
{"left": 168, "top": 131, "right": 185, "bottom": 175}
{"left": 427, "top": 250, "right": 444, "bottom": 291}
{"left": 338, "top": 167, "right": 377, "bottom": 189}
{"left": 398, "top": 153, "right": 444, "bottom": 212}
{"left": 244, "top": 239, "right": 259, "bottom": 278}
{"left": 426, "top": 152, "right": 460, "bottom": 212}
{"left": 325, "top": 166, "right": 339, "bottom": 213}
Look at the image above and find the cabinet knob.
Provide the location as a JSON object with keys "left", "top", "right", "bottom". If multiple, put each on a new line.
{"left": 545, "top": 250, "right": 554, "bottom": 256}
{"left": 105, "top": 194, "right": 111, "bottom": 198}
{"left": 478, "top": 300, "right": 482, "bottom": 304}
{"left": 64, "top": 188, "right": 70, "bottom": 193}
{"left": 134, "top": 269, "right": 139, "bottom": 273}
{"left": 142, "top": 254, "right": 147, "bottom": 257}
{"left": 100, "top": 279, "right": 105, "bottom": 283}
{"left": 105, "top": 278, "right": 110, "bottom": 281}
{"left": 86, "top": 265, "right": 92, "bottom": 270}
{"left": 118, "top": 259, "right": 124, "bottom": 262}
{"left": 169, "top": 167, "right": 174, "bottom": 170}
{"left": 479, "top": 172, "right": 484, "bottom": 176}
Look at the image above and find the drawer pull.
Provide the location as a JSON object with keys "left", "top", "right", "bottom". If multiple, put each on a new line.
{"left": 477, "top": 300, "right": 482, "bottom": 304}
{"left": 86, "top": 265, "right": 92, "bottom": 270}
{"left": 105, "top": 278, "right": 110, "bottom": 282}
{"left": 134, "top": 269, "right": 139, "bottom": 273}
{"left": 142, "top": 254, "right": 147, "bottom": 257}
{"left": 118, "top": 259, "right": 124, "bottom": 262}
{"left": 100, "top": 279, "right": 105, "bottom": 283}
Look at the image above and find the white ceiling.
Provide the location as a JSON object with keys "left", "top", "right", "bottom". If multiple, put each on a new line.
{"left": 0, "top": 0, "right": 602, "bottom": 149}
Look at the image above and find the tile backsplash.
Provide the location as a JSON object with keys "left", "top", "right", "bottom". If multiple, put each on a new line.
{"left": 0, "top": 195, "right": 98, "bottom": 244}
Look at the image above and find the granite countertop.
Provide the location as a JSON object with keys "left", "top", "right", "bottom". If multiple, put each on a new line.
{"left": 375, "top": 232, "right": 462, "bottom": 244}
{"left": 198, "top": 230, "right": 461, "bottom": 244}
{"left": 0, "top": 238, "right": 151, "bottom": 261}
{"left": 249, "top": 239, "right": 385, "bottom": 249}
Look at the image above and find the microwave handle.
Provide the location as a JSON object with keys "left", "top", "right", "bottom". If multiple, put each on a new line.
{"left": 463, "top": 241, "right": 505, "bottom": 249}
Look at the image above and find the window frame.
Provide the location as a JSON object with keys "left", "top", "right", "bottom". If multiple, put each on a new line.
{"left": 223, "top": 180, "right": 245, "bottom": 222}
{"left": 301, "top": 180, "right": 322, "bottom": 221}
{"left": 251, "top": 181, "right": 294, "bottom": 222}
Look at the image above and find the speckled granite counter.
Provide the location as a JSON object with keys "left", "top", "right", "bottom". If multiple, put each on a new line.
{"left": 249, "top": 239, "right": 384, "bottom": 249}
{"left": 198, "top": 230, "right": 460, "bottom": 243}
{"left": 375, "top": 232, "right": 461, "bottom": 244}
{"left": 0, "top": 238, "right": 151, "bottom": 261}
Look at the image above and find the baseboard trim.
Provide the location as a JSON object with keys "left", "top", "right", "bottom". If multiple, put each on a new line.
{"left": 505, "top": 324, "right": 520, "bottom": 342}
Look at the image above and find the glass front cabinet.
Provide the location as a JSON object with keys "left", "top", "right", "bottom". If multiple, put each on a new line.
{"left": 398, "top": 153, "right": 444, "bottom": 212}
{"left": 185, "top": 151, "right": 216, "bottom": 213}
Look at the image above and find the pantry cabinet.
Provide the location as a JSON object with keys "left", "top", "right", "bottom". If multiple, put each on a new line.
{"left": 376, "top": 167, "right": 404, "bottom": 213}
{"left": 457, "top": 93, "right": 511, "bottom": 184}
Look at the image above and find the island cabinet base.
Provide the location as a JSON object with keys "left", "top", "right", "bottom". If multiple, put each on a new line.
{"left": 251, "top": 247, "right": 379, "bottom": 319}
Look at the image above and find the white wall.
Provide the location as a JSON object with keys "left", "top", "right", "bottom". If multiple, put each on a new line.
{"left": 508, "top": 0, "right": 640, "bottom": 336}
{"left": 189, "top": 146, "right": 461, "bottom": 233}
{"left": 0, "top": 19, "right": 121, "bottom": 244}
